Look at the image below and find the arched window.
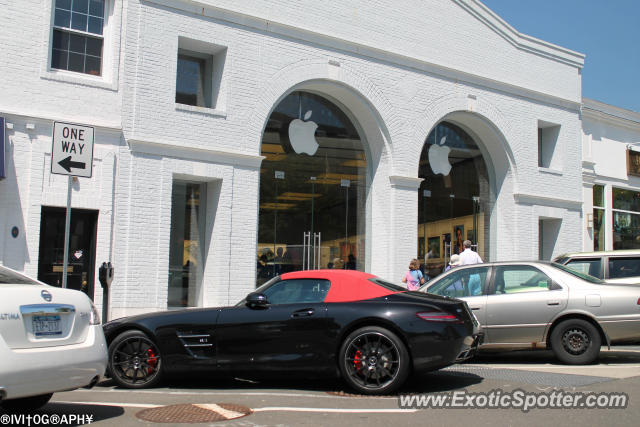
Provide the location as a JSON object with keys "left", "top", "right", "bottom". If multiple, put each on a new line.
{"left": 418, "top": 122, "right": 489, "bottom": 278}
{"left": 257, "top": 92, "right": 367, "bottom": 285}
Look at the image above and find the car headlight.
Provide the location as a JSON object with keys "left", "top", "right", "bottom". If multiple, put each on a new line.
{"left": 89, "top": 301, "right": 101, "bottom": 325}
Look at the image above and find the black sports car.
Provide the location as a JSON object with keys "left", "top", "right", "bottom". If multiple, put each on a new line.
{"left": 103, "top": 270, "right": 480, "bottom": 394}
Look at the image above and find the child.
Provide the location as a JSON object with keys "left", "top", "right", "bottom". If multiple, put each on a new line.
{"left": 402, "top": 258, "right": 425, "bottom": 290}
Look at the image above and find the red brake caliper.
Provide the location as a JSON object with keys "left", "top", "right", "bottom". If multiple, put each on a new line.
{"left": 354, "top": 350, "right": 363, "bottom": 371}
{"left": 146, "top": 348, "right": 158, "bottom": 374}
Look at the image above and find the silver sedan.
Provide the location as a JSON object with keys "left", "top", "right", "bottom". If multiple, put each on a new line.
{"left": 420, "top": 261, "right": 640, "bottom": 364}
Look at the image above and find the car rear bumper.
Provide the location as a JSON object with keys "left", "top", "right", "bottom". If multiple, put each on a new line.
{"left": 0, "top": 325, "right": 107, "bottom": 400}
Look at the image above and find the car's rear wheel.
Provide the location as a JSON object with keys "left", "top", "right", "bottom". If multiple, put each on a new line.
{"left": 338, "top": 326, "right": 409, "bottom": 395}
{"left": 1, "top": 393, "right": 53, "bottom": 412}
{"left": 550, "top": 318, "right": 601, "bottom": 365}
{"left": 109, "top": 330, "right": 163, "bottom": 388}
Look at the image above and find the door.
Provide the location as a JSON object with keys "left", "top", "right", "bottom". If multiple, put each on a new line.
{"left": 484, "top": 265, "right": 568, "bottom": 344}
{"left": 215, "top": 278, "right": 332, "bottom": 374}
{"left": 426, "top": 265, "right": 490, "bottom": 327}
{"left": 37, "top": 207, "right": 98, "bottom": 299}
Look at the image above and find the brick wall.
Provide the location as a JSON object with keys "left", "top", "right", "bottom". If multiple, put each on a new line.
{"left": 1, "top": 0, "right": 589, "bottom": 316}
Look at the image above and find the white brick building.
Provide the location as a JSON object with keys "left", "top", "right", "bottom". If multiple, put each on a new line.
{"left": 1, "top": 0, "right": 637, "bottom": 319}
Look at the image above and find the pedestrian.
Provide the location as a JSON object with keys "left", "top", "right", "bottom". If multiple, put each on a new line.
{"left": 445, "top": 254, "right": 461, "bottom": 272}
{"left": 401, "top": 258, "right": 425, "bottom": 291}
{"left": 444, "top": 254, "right": 463, "bottom": 295}
{"left": 459, "top": 240, "right": 483, "bottom": 265}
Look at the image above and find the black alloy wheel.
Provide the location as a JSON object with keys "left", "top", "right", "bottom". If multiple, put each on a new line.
{"left": 109, "top": 330, "right": 163, "bottom": 388}
{"left": 338, "top": 326, "right": 409, "bottom": 395}
{"left": 550, "top": 318, "right": 601, "bottom": 365}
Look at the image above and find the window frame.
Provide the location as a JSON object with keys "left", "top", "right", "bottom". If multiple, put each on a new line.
{"left": 262, "top": 279, "right": 331, "bottom": 305}
{"left": 606, "top": 256, "right": 640, "bottom": 280}
{"left": 175, "top": 50, "right": 212, "bottom": 108}
{"left": 426, "top": 266, "right": 490, "bottom": 298}
{"left": 564, "top": 257, "right": 603, "bottom": 280}
{"left": 537, "top": 120, "right": 562, "bottom": 171}
{"left": 611, "top": 187, "right": 640, "bottom": 250}
{"left": 51, "top": 0, "right": 105, "bottom": 76}
{"left": 42, "top": 0, "right": 121, "bottom": 90}
{"left": 488, "top": 265, "right": 558, "bottom": 296}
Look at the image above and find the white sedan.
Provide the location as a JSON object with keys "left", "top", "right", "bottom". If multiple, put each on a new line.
{"left": 0, "top": 265, "right": 107, "bottom": 411}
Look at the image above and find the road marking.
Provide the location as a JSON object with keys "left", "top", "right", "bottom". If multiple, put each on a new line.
{"left": 54, "top": 401, "right": 416, "bottom": 414}
{"left": 253, "top": 407, "right": 418, "bottom": 413}
{"left": 89, "top": 389, "right": 391, "bottom": 399}
{"left": 194, "top": 403, "right": 247, "bottom": 419}
{"left": 462, "top": 364, "right": 640, "bottom": 379}
{"left": 54, "top": 401, "right": 161, "bottom": 408}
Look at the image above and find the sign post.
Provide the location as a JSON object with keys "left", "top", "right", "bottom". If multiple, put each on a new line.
{"left": 51, "top": 122, "right": 94, "bottom": 288}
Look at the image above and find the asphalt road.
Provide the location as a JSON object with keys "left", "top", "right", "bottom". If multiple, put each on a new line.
{"left": 8, "top": 346, "right": 640, "bottom": 427}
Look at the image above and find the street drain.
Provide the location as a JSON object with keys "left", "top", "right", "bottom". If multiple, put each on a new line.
{"left": 136, "top": 403, "right": 252, "bottom": 423}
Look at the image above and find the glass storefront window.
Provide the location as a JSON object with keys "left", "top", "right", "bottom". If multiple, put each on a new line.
{"left": 593, "top": 184, "right": 604, "bottom": 208}
{"left": 613, "top": 211, "right": 640, "bottom": 250}
{"left": 593, "top": 208, "right": 605, "bottom": 251}
{"left": 168, "top": 182, "right": 206, "bottom": 307}
{"left": 612, "top": 188, "right": 640, "bottom": 212}
{"left": 258, "top": 91, "right": 366, "bottom": 285}
{"left": 418, "top": 122, "right": 489, "bottom": 278}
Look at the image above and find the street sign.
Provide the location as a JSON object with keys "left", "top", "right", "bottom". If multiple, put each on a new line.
{"left": 51, "top": 122, "right": 94, "bottom": 178}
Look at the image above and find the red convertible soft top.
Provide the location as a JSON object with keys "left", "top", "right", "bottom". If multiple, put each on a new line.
{"left": 280, "top": 269, "right": 404, "bottom": 303}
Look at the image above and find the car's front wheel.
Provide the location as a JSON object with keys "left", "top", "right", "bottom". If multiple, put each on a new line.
{"left": 0, "top": 393, "right": 53, "bottom": 412}
{"left": 108, "top": 330, "right": 163, "bottom": 388}
{"left": 550, "top": 318, "right": 601, "bottom": 365}
{"left": 338, "top": 326, "right": 410, "bottom": 395}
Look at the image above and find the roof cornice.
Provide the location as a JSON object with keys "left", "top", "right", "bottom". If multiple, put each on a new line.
{"left": 145, "top": 0, "right": 583, "bottom": 109}
{"left": 582, "top": 98, "right": 640, "bottom": 130}
{"left": 457, "top": 0, "right": 585, "bottom": 68}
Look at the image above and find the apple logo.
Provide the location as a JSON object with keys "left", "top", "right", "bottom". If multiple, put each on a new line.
{"left": 288, "top": 110, "right": 319, "bottom": 155}
{"left": 428, "top": 136, "right": 452, "bottom": 176}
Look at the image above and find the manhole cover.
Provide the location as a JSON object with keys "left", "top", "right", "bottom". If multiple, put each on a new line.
{"left": 136, "top": 403, "right": 252, "bottom": 423}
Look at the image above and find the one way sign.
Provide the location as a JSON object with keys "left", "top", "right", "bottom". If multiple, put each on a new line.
{"left": 51, "top": 122, "right": 94, "bottom": 178}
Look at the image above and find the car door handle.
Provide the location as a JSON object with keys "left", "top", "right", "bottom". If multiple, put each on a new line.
{"left": 470, "top": 307, "right": 481, "bottom": 311}
{"left": 292, "top": 308, "right": 314, "bottom": 317}
{"left": 547, "top": 300, "right": 560, "bottom": 306}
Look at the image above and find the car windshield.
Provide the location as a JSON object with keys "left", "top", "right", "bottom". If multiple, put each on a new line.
{"left": 0, "top": 267, "right": 41, "bottom": 285}
{"left": 551, "top": 263, "right": 605, "bottom": 284}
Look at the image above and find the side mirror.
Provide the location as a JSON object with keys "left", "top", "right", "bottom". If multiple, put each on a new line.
{"left": 246, "top": 292, "right": 268, "bottom": 309}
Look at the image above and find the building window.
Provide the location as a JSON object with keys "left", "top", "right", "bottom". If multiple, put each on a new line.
{"left": 175, "top": 38, "right": 227, "bottom": 110}
{"left": 539, "top": 218, "right": 561, "bottom": 260}
{"left": 168, "top": 182, "right": 207, "bottom": 307}
{"left": 51, "top": 0, "right": 105, "bottom": 76}
{"left": 593, "top": 184, "right": 605, "bottom": 251}
{"left": 537, "top": 121, "right": 561, "bottom": 169}
{"left": 612, "top": 187, "right": 640, "bottom": 250}
{"left": 176, "top": 53, "right": 209, "bottom": 107}
{"left": 418, "top": 122, "right": 490, "bottom": 274}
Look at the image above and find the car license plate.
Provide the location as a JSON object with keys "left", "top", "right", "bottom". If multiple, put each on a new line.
{"left": 32, "top": 315, "right": 62, "bottom": 337}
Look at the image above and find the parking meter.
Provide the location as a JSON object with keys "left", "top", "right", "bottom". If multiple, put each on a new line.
{"left": 98, "top": 262, "right": 114, "bottom": 322}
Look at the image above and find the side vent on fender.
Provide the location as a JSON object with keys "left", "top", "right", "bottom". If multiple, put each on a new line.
{"left": 176, "top": 331, "right": 214, "bottom": 359}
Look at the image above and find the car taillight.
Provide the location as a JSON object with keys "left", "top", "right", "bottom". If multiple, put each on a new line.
{"left": 637, "top": 298, "right": 640, "bottom": 305}
{"left": 417, "top": 311, "right": 462, "bottom": 323}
